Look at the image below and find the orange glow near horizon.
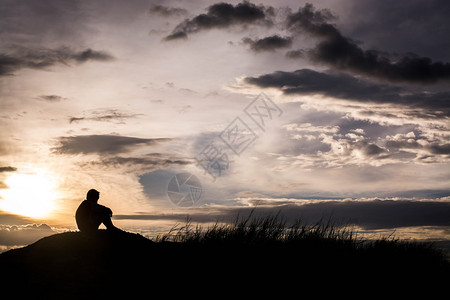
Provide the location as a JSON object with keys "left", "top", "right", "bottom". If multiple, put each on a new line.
{"left": 0, "top": 170, "right": 59, "bottom": 219}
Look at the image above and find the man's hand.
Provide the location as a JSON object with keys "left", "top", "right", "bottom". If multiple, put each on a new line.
{"left": 106, "top": 207, "right": 113, "bottom": 217}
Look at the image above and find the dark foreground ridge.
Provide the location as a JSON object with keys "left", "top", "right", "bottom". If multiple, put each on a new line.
{"left": 1, "top": 221, "right": 449, "bottom": 297}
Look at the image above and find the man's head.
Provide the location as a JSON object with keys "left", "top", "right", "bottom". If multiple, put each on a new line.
{"left": 86, "top": 189, "right": 100, "bottom": 202}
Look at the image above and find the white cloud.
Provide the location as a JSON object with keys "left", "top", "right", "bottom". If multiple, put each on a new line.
{"left": 351, "top": 128, "right": 365, "bottom": 135}
{"left": 283, "top": 123, "right": 340, "bottom": 134}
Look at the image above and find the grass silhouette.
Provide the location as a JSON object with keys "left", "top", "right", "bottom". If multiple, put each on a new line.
{"left": 157, "top": 213, "right": 357, "bottom": 244}
{"left": 157, "top": 213, "right": 448, "bottom": 270}
{"left": 0, "top": 214, "right": 449, "bottom": 297}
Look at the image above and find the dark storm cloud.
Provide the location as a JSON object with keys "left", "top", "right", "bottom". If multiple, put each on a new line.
{"left": 244, "top": 69, "right": 450, "bottom": 116}
{"left": 285, "top": 3, "right": 450, "bottom": 83}
{"left": 0, "top": 0, "right": 87, "bottom": 44}
{"left": 0, "top": 167, "right": 17, "bottom": 173}
{"left": 149, "top": 4, "right": 187, "bottom": 17}
{"left": 161, "top": 2, "right": 450, "bottom": 83}
{"left": 345, "top": 0, "right": 450, "bottom": 62}
{"left": 98, "top": 154, "right": 192, "bottom": 169}
{"left": 164, "top": 1, "right": 274, "bottom": 41}
{"left": 429, "top": 144, "right": 450, "bottom": 155}
{"left": 285, "top": 49, "right": 305, "bottom": 59}
{"left": 285, "top": 3, "right": 337, "bottom": 35}
{"left": 242, "top": 35, "right": 292, "bottom": 52}
{"left": 248, "top": 199, "right": 450, "bottom": 230}
{"left": 72, "top": 48, "right": 114, "bottom": 63}
{"left": 138, "top": 168, "right": 179, "bottom": 200}
{"left": 52, "top": 135, "right": 171, "bottom": 155}
{"left": 245, "top": 69, "right": 401, "bottom": 99}
{"left": 79, "top": 153, "right": 193, "bottom": 174}
{"left": 36, "top": 95, "right": 67, "bottom": 102}
{"left": 0, "top": 47, "right": 114, "bottom": 76}
{"left": 114, "top": 199, "right": 450, "bottom": 230}
{"left": 69, "top": 109, "right": 142, "bottom": 124}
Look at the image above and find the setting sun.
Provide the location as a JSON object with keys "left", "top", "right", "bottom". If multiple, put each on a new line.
{"left": 0, "top": 171, "right": 59, "bottom": 218}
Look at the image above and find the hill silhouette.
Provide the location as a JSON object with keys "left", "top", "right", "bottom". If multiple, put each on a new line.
{"left": 0, "top": 218, "right": 449, "bottom": 297}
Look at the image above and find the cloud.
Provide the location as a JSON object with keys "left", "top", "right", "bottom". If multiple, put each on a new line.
{"left": 149, "top": 4, "right": 187, "bottom": 17}
{"left": 0, "top": 223, "right": 55, "bottom": 246}
{"left": 0, "top": 47, "right": 114, "bottom": 76}
{"left": 244, "top": 68, "right": 450, "bottom": 117}
{"left": 242, "top": 35, "right": 292, "bottom": 52}
{"left": 240, "top": 198, "right": 450, "bottom": 230}
{"left": 354, "top": 141, "right": 385, "bottom": 156}
{"left": 0, "top": 210, "right": 37, "bottom": 225}
{"left": 85, "top": 154, "right": 193, "bottom": 174}
{"left": 284, "top": 123, "right": 339, "bottom": 134}
{"left": 164, "top": 1, "right": 274, "bottom": 41}
{"left": 0, "top": 167, "right": 17, "bottom": 173}
{"left": 0, "top": 0, "right": 88, "bottom": 45}
{"left": 344, "top": 0, "right": 450, "bottom": 62}
{"left": 384, "top": 131, "right": 450, "bottom": 161}
{"left": 429, "top": 144, "right": 450, "bottom": 155}
{"left": 0, "top": 167, "right": 16, "bottom": 189}
{"left": 285, "top": 3, "right": 450, "bottom": 83}
{"left": 285, "top": 49, "right": 304, "bottom": 59}
{"left": 52, "top": 135, "right": 171, "bottom": 155}
{"left": 245, "top": 69, "right": 400, "bottom": 100}
{"left": 36, "top": 95, "right": 67, "bottom": 102}
{"left": 102, "top": 155, "right": 192, "bottom": 167}
{"left": 312, "top": 131, "right": 389, "bottom": 166}
{"left": 69, "top": 109, "right": 142, "bottom": 124}
{"left": 114, "top": 198, "right": 450, "bottom": 230}
{"left": 72, "top": 48, "right": 114, "bottom": 63}
{"left": 285, "top": 3, "right": 337, "bottom": 35}
{"left": 138, "top": 168, "right": 179, "bottom": 200}
{"left": 280, "top": 120, "right": 450, "bottom": 167}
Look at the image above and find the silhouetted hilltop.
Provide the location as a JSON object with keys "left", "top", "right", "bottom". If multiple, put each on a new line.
{"left": 0, "top": 231, "right": 153, "bottom": 297}
{"left": 1, "top": 220, "right": 449, "bottom": 298}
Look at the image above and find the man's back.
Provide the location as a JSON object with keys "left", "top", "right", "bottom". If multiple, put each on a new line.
{"left": 75, "top": 200, "right": 95, "bottom": 232}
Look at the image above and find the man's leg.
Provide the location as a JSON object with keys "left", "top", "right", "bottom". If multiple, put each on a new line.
{"left": 99, "top": 212, "right": 120, "bottom": 231}
{"left": 89, "top": 213, "right": 103, "bottom": 231}
{"left": 101, "top": 214, "right": 115, "bottom": 230}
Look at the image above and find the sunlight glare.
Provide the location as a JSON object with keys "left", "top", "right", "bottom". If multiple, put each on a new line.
{"left": 0, "top": 171, "right": 59, "bottom": 218}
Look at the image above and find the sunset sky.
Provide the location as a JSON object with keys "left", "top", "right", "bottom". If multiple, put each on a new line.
{"left": 0, "top": 0, "right": 449, "bottom": 250}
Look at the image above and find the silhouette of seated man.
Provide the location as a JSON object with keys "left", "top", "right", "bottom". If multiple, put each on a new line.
{"left": 76, "top": 189, "right": 120, "bottom": 233}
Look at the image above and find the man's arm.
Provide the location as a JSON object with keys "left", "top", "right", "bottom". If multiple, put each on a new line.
{"left": 94, "top": 204, "right": 113, "bottom": 216}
